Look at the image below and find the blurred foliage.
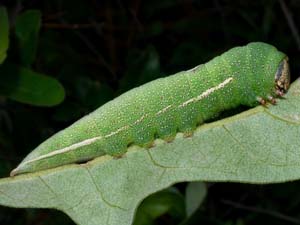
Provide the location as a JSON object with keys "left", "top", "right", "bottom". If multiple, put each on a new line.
{"left": 15, "top": 9, "right": 41, "bottom": 66}
{"left": 133, "top": 188, "right": 186, "bottom": 225}
{"left": 0, "top": 6, "right": 9, "bottom": 63}
{"left": 0, "top": 0, "right": 300, "bottom": 224}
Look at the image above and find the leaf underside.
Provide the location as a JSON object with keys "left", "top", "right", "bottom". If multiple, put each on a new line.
{"left": 0, "top": 79, "right": 300, "bottom": 225}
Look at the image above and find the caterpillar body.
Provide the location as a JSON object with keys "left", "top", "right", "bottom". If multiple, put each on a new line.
{"left": 11, "top": 42, "right": 290, "bottom": 176}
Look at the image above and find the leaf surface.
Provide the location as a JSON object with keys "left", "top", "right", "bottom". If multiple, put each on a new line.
{"left": 0, "top": 79, "right": 300, "bottom": 225}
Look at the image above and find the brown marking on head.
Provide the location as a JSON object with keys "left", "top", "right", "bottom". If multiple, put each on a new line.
{"left": 275, "top": 89, "right": 284, "bottom": 97}
{"left": 275, "top": 58, "right": 290, "bottom": 95}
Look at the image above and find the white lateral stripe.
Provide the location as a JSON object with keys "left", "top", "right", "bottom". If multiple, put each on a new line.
{"left": 104, "top": 125, "right": 129, "bottom": 138}
{"left": 24, "top": 124, "right": 131, "bottom": 165}
{"left": 24, "top": 136, "right": 103, "bottom": 165}
{"left": 156, "top": 105, "right": 172, "bottom": 115}
{"left": 133, "top": 114, "right": 147, "bottom": 125}
{"left": 179, "top": 77, "right": 233, "bottom": 108}
{"left": 24, "top": 118, "right": 142, "bottom": 165}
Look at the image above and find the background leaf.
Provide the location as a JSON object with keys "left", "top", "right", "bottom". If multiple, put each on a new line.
{"left": 133, "top": 188, "right": 185, "bottom": 225}
{"left": 0, "top": 79, "right": 299, "bottom": 225}
{"left": 15, "top": 10, "right": 41, "bottom": 66}
{"left": 0, "top": 63, "right": 65, "bottom": 106}
{"left": 0, "top": 6, "right": 9, "bottom": 64}
{"left": 185, "top": 182, "right": 207, "bottom": 217}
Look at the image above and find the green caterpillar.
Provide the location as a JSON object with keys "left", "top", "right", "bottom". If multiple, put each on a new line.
{"left": 10, "top": 42, "right": 290, "bottom": 176}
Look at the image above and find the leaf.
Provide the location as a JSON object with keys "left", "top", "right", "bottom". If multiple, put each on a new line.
{"left": 15, "top": 10, "right": 41, "bottom": 66}
{"left": 0, "top": 6, "right": 9, "bottom": 64}
{"left": 133, "top": 188, "right": 185, "bottom": 225}
{"left": 0, "top": 79, "right": 300, "bottom": 225}
{"left": 0, "top": 63, "right": 65, "bottom": 106}
{"left": 185, "top": 182, "right": 207, "bottom": 217}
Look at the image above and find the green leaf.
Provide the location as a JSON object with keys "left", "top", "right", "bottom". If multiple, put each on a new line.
{"left": 133, "top": 188, "right": 185, "bottom": 225}
{"left": 0, "top": 63, "right": 65, "bottom": 106}
{"left": 0, "top": 6, "right": 9, "bottom": 64}
{"left": 0, "top": 79, "right": 300, "bottom": 225}
{"left": 185, "top": 182, "right": 207, "bottom": 217}
{"left": 15, "top": 10, "right": 41, "bottom": 66}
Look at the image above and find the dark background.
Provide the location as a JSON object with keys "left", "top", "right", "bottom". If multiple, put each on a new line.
{"left": 1, "top": 0, "right": 300, "bottom": 224}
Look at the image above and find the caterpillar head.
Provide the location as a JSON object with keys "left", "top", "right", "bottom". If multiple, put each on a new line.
{"left": 275, "top": 57, "right": 290, "bottom": 96}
